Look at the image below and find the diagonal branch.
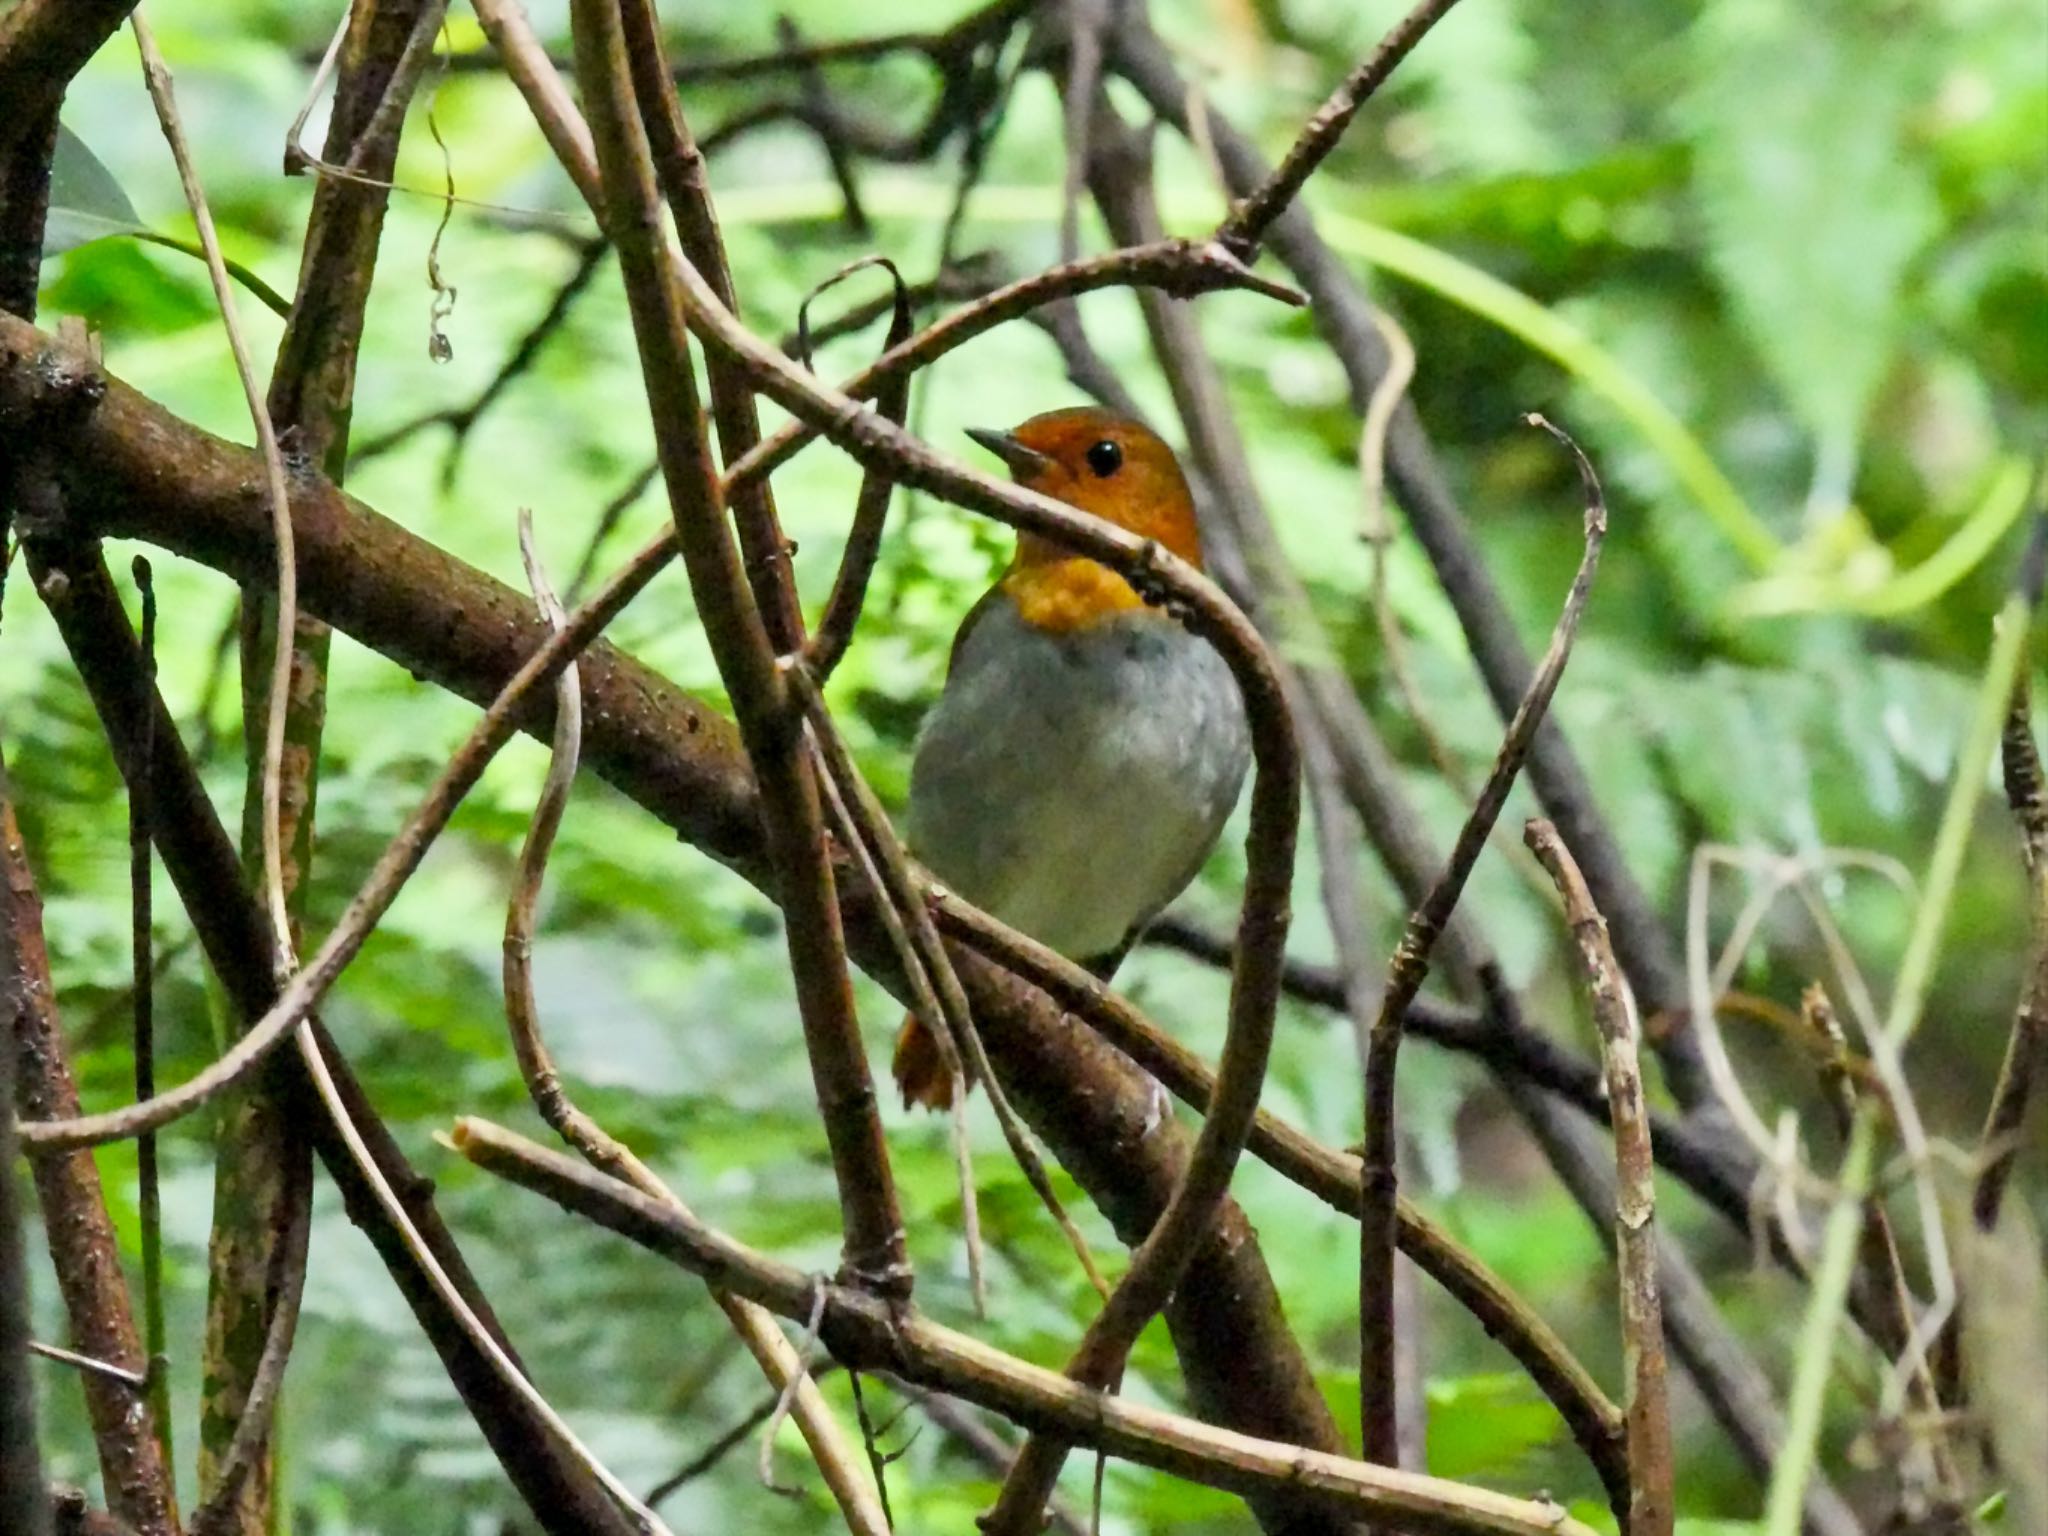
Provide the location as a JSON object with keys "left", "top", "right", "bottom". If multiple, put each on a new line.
{"left": 454, "top": 1115, "right": 1602, "bottom": 1536}
{"left": 568, "top": 0, "right": 910, "bottom": 1296}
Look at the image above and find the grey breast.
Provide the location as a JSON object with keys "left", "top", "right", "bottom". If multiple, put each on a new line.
{"left": 906, "top": 598, "right": 1251, "bottom": 960}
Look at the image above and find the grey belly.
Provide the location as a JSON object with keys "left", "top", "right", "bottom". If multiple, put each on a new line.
{"left": 906, "top": 603, "right": 1251, "bottom": 960}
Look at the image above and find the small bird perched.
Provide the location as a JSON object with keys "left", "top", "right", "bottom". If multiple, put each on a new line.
{"left": 893, "top": 407, "right": 1252, "bottom": 1109}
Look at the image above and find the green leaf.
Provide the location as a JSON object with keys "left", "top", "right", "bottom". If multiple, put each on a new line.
{"left": 1683, "top": 0, "right": 1941, "bottom": 468}
{"left": 44, "top": 123, "right": 144, "bottom": 255}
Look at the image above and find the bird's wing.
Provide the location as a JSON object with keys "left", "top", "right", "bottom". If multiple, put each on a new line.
{"left": 946, "top": 582, "right": 1009, "bottom": 679}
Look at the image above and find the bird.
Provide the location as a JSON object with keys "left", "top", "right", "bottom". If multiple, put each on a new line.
{"left": 893, "top": 406, "right": 1252, "bottom": 1110}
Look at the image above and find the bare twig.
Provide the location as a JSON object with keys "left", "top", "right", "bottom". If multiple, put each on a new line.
{"left": 756, "top": 1283, "right": 829, "bottom": 1495}
{"left": 1802, "top": 986, "right": 1958, "bottom": 1514}
{"left": 1216, "top": 0, "right": 1467, "bottom": 256}
{"left": 132, "top": 12, "right": 298, "bottom": 975}
{"left": 124, "top": 555, "right": 172, "bottom": 1475}
{"left": 643, "top": 1362, "right": 845, "bottom": 1507}
{"left": 452, "top": 1115, "right": 1603, "bottom": 1536}
{"left": 803, "top": 257, "right": 914, "bottom": 682}
{"left": 188, "top": 1154, "right": 311, "bottom": 1536}
{"left": 1358, "top": 417, "right": 1607, "bottom": 1465}
{"left": 1526, "top": 822, "right": 1672, "bottom": 1536}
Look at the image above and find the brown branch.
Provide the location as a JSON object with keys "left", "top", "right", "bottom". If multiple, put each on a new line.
{"left": 504, "top": 514, "right": 889, "bottom": 1535}
{"left": 1980, "top": 675, "right": 2048, "bottom": 1229}
{"left": 622, "top": 0, "right": 808, "bottom": 655}
{"left": 933, "top": 891, "right": 1632, "bottom": 1511}
{"left": 0, "top": 312, "right": 1517, "bottom": 1532}
{"left": 570, "top": 0, "right": 909, "bottom": 1297}
{"left": 1526, "top": 823, "right": 1672, "bottom": 1536}
{"left": 2, "top": 794, "right": 55, "bottom": 1536}
{"left": 0, "top": 0, "right": 136, "bottom": 158}
{"left": 453, "top": 1115, "right": 1602, "bottom": 1536}
{"left": 187, "top": 1153, "right": 310, "bottom": 1536}
{"left": 0, "top": 156, "right": 178, "bottom": 1529}
{"left": 11, "top": 527, "right": 639, "bottom": 1536}
{"left": 1358, "top": 419, "right": 1607, "bottom": 1467}
{"left": 1216, "top": 0, "right": 1465, "bottom": 256}
{"left": 209, "top": 5, "right": 437, "bottom": 1522}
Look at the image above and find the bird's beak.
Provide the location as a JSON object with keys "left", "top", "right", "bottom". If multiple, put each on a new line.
{"left": 966, "top": 426, "right": 1054, "bottom": 481}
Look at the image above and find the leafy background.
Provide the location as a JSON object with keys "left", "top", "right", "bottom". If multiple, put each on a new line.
{"left": 7, "top": 0, "right": 2045, "bottom": 1530}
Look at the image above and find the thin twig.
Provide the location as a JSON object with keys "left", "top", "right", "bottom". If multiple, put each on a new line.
{"left": 452, "top": 1115, "right": 1603, "bottom": 1536}
{"left": 758, "top": 1283, "right": 829, "bottom": 1495}
{"left": 805, "top": 733, "right": 987, "bottom": 1316}
{"left": 123, "top": 554, "right": 172, "bottom": 1476}
{"left": 1358, "top": 416, "right": 1608, "bottom": 1466}
{"left": 188, "top": 1151, "right": 311, "bottom": 1536}
{"left": 1764, "top": 534, "right": 2042, "bottom": 1536}
{"left": 802, "top": 257, "right": 914, "bottom": 683}
{"left": 789, "top": 661, "right": 1110, "bottom": 1304}
{"left": 644, "top": 1363, "right": 845, "bottom": 1507}
{"left": 131, "top": 12, "right": 299, "bottom": 980}
{"left": 1802, "top": 986, "right": 1958, "bottom": 1512}
{"left": 24, "top": 1341, "right": 148, "bottom": 1391}
{"left": 1216, "top": 0, "right": 1466, "bottom": 256}
{"left": 1979, "top": 670, "right": 2047, "bottom": 1229}
{"left": 1526, "top": 822, "right": 1671, "bottom": 1536}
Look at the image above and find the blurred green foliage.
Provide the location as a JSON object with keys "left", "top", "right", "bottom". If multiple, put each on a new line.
{"left": 7, "top": 0, "right": 2044, "bottom": 1531}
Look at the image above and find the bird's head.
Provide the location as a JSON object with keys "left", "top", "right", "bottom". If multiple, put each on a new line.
{"left": 967, "top": 407, "right": 1204, "bottom": 633}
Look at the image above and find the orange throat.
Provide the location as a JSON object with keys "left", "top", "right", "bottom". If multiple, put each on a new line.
{"left": 999, "top": 557, "right": 1147, "bottom": 633}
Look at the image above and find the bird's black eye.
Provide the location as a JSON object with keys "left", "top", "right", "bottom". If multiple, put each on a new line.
{"left": 1084, "top": 439, "right": 1123, "bottom": 478}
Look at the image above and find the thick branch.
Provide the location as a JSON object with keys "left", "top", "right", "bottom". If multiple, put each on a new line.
{"left": 0, "top": 0, "right": 137, "bottom": 157}
{"left": 0, "top": 311, "right": 1351, "bottom": 1535}
{"left": 2, "top": 780, "right": 179, "bottom": 1535}
{"left": 11, "top": 526, "right": 638, "bottom": 1536}
{"left": 568, "top": 0, "right": 908, "bottom": 1295}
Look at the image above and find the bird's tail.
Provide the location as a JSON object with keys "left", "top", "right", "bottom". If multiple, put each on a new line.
{"left": 891, "top": 1011, "right": 967, "bottom": 1112}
